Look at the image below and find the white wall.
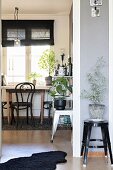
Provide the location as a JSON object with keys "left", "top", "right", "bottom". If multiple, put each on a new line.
{"left": 109, "top": 0, "right": 113, "bottom": 151}
{"left": 73, "top": 0, "right": 109, "bottom": 157}
{"left": 80, "top": 0, "right": 109, "bottom": 150}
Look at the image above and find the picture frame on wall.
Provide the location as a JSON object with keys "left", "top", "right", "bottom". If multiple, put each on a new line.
{"left": 90, "top": 0, "right": 102, "bottom": 6}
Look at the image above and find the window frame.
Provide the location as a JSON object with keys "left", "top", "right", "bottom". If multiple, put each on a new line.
{"left": 2, "top": 20, "right": 54, "bottom": 47}
{"left": 3, "top": 45, "right": 51, "bottom": 84}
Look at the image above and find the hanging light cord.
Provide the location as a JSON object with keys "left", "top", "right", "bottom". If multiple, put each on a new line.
{"left": 14, "top": 7, "right": 19, "bottom": 20}
{"left": 14, "top": 7, "right": 20, "bottom": 46}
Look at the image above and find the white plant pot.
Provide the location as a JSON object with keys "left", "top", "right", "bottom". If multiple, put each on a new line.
{"left": 89, "top": 104, "right": 105, "bottom": 119}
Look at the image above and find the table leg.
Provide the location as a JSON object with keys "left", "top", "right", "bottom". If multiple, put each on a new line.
{"left": 6, "top": 92, "right": 12, "bottom": 124}
{"left": 40, "top": 90, "right": 45, "bottom": 124}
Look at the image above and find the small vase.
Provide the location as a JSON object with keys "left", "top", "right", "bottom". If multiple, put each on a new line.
{"left": 33, "top": 79, "right": 36, "bottom": 86}
{"left": 89, "top": 104, "right": 105, "bottom": 119}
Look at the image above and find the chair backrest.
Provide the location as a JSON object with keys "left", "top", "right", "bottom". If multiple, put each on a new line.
{"left": 14, "top": 82, "right": 35, "bottom": 103}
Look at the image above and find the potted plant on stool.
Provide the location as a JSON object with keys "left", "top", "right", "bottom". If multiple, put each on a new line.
{"left": 81, "top": 57, "right": 107, "bottom": 119}
{"left": 49, "top": 77, "right": 72, "bottom": 110}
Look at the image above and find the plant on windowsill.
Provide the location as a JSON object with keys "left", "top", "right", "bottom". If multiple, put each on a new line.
{"left": 81, "top": 56, "right": 107, "bottom": 119}
{"left": 38, "top": 49, "right": 55, "bottom": 86}
{"left": 28, "top": 72, "right": 41, "bottom": 85}
{"left": 49, "top": 77, "right": 72, "bottom": 110}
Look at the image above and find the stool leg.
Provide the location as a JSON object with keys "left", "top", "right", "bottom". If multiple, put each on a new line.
{"left": 83, "top": 125, "right": 92, "bottom": 165}
{"left": 51, "top": 112, "right": 60, "bottom": 142}
{"left": 105, "top": 125, "right": 113, "bottom": 164}
{"left": 101, "top": 126, "right": 107, "bottom": 157}
{"left": 81, "top": 124, "right": 88, "bottom": 156}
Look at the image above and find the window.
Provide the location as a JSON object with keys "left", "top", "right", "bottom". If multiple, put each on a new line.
{"left": 31, "top": 45, "right": 50, "bottom": 74}
{"left": 31, "top": 45, "right": 50, "bottom": 85}
{"left": 7, "top": 46, "right": 25, "bottom": 83}
{"left": 6, "top": 45, "right": 50, "bottom": 84}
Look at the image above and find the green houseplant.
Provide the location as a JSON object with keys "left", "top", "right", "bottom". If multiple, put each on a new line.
{"left": 49, "top": 77, "right": 72, "bottom": 110}
{"left": 28, "top": 72, "right": 41, "bottom": 85}
{"left": 81, "top": 57, "right": 106, "bottom": 119}
{"left": 38, "top": 49, "right": 55, "bottom": 86}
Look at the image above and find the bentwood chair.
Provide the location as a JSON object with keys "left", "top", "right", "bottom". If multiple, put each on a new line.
{"left": 10, "top": 82, "right": 35, "bottom": 127}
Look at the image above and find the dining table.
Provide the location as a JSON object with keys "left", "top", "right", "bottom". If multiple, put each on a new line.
{"left": 1, "top": 85, "right": 51, "bottom": 124}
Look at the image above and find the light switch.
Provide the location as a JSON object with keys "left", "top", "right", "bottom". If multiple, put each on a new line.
{"left": 91, "top": 7, "right": 100, "bottom": 17}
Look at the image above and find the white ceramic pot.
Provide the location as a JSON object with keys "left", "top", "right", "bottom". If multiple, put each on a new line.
{"left": 58, "top": 66, "right": 65, "bottom": 76}
{"left": 89, "top": 104, "right": 105, "bottom": 119}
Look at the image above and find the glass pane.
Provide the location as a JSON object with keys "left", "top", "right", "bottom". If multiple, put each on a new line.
{"left": 31, "top": 29, "right": 50, "bottom": 40}
{"left": 7, "top": 29, "right": 25, "bottom": 40}
{"left": 7, "top": 46, "right": 25, "bottom": 83}
{"left": 31, "top": 45, "right": 50, "bottom": 85}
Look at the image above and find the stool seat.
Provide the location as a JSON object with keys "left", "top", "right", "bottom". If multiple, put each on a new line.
{"left": 50, "top": 109, "right": 73, "bottom": 142}
{"left": 81, "top": 119, "right": 113, "bottom": 165}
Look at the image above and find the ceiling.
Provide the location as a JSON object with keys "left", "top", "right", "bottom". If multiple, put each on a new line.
{"left": 2, "top": 0, "right": 72, "bottom": 15}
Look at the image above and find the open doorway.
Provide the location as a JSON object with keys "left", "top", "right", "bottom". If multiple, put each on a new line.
{"left": 0, "top": 0, "right": 81, "bottom": 165}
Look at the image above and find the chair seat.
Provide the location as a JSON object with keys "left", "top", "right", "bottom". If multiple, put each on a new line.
{"left": 11, "top": 102, "right": 32, "bottom": 108}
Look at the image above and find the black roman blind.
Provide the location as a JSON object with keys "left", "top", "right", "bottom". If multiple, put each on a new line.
{"left": 2, "top": 20, "right": 54, "bottom": 47}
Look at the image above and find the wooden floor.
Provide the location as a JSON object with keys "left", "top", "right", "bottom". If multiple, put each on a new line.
{"left": 1, "top": 130, "right": 113, "bottom": 170}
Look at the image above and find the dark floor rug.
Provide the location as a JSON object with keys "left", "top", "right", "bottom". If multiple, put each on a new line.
{"left": 2, "top": 117, "right": 72, "bottom": 130}
{"left": 0, "top": 151, "right": 67, "bottom": 170}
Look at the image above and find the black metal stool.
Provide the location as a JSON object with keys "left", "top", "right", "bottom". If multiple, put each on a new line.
{"left": 81, "top": 119, "right": 113, "bottom": 165}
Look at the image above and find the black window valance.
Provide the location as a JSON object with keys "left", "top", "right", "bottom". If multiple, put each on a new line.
{"left": 2, "top": 20, "right": 54, "bottom": 47}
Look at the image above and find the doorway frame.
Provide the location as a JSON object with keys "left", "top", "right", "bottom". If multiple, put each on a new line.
{"left": 0, "top": 0, "right": 2, "bottom": 157}
{"left": 109, "top": 0, "right": 113, "bottom": 151}
{"left": 0, "top": 0, "right": 112, "bottom": 158}
{"left": 73, "top": 0, "right": 113, "bottom": 156}
{"left": 73, "top": 0, "right": 81, "bottom": 156}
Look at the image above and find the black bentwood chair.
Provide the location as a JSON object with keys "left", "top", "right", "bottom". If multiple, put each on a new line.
{"left": 10, "top": 82, "right": 35, "bottom": 127}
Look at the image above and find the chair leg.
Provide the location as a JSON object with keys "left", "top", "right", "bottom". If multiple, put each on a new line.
{"left": 26, "top": 107, "right": 29, "bottom": 124}
{"left": 16, "top": 109, "right": 19, "bottom": 128}
{"left": 11, "top": 108, "right": 15, "bottom": 125}
{"left": 2, "top": 105, "right": 4, "bottom": 125}
{"left": 30, "top": 106, "right": 34, "bottom": 125}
